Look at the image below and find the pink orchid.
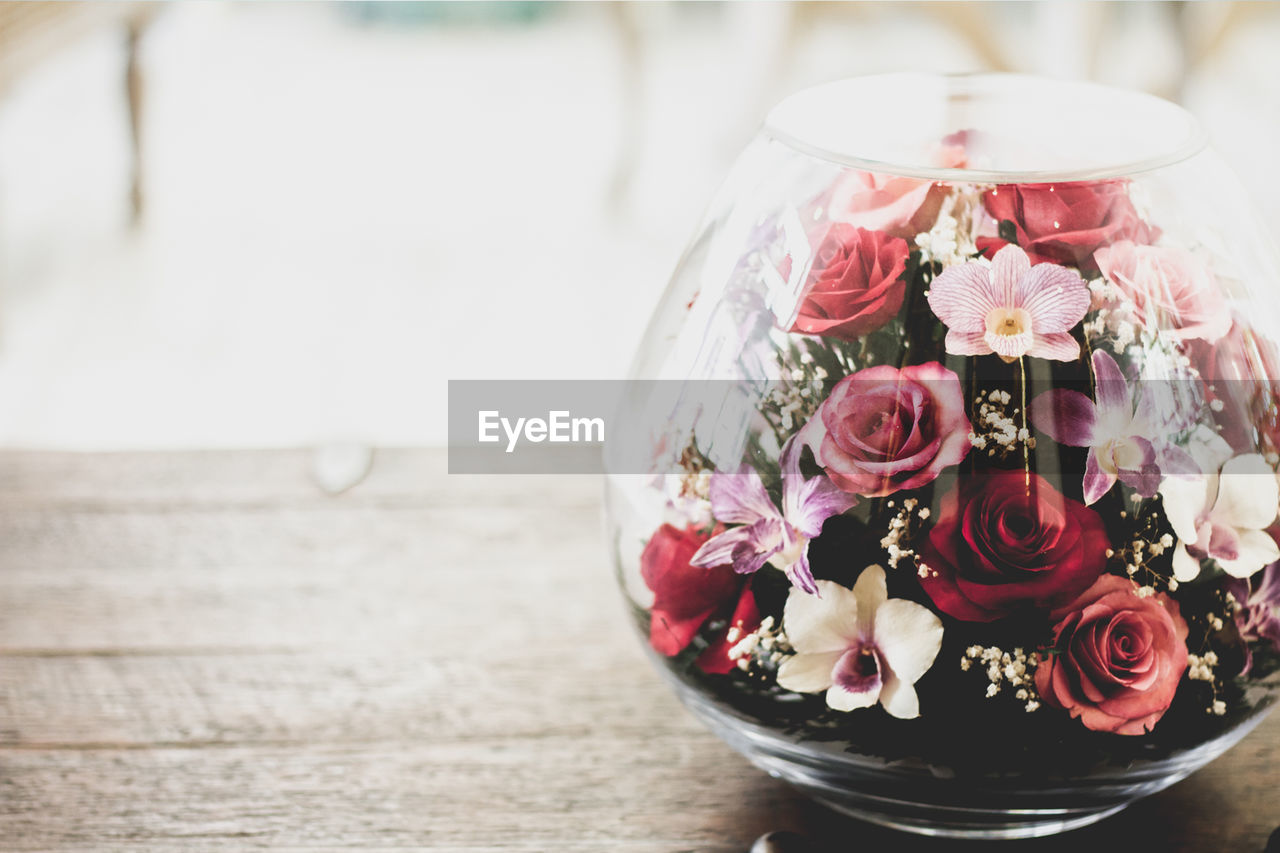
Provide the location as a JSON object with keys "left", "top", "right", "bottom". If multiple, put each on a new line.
{"left": 1029, "top": 350, "right": 1163, "bottom": 505}
{"left": 690, "top": 436, "right": 856, "bottom": 595}
{"left": 927, "top": 244, "right": 1090, "bottom": 362}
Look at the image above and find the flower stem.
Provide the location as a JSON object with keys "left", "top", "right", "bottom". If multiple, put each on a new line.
{"left": 1019, "top": 355, "right": 1030, "bottom": 492}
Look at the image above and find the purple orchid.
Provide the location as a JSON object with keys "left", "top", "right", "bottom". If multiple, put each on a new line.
{"left": 690, "top": 436, "right": 856, "bottom": 595}
{"left": 1226, "top": 562, "right": 1280, "bottom": 675}
{"left": 1028, "top": 349, "right": 1166, "bottom": 505}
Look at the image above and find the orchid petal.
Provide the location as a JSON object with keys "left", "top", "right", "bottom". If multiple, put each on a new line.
{"left": 1091, "top": 349, "right": 1132, "bottom": 419}
{"left": 786, "top": 475, "right": 857, "bottom": 538}
{"left": 927, "top": 262, "right": 999, "bottom": 333}
{"left": 776, "top": 650, "right": 841, "bottom": 693}
{"left": 878, "top": 672, "right": 921, "bottom": 720}
{"left": 1115, "top": 450, "right": 1161, "bottom": 498}
{"left": 1213, "top": 454, "right": 1280, "bottom": 532}
{"left": 1112, "top": 436, "right": 1155, "bottom": 474}
{"left": 782, "top": 579, "right": 861, "bottom": 654}
{"left": 1255, "top": 562, "right": 1280, "bottom": 606}
{"left": 944, "top": 329, "right": 994, "bottom": 357}
{"left": 831, "top": 644, "right": 884, "bottom": 698}
{"left": 778, "top": 433, "right": 804, "bottom": 485}
{"left": 1026, "top": 331, "right": 1081, "bottom": 362}
{"left": 991, "top": 244, "right": 1032, "bottom": 305}
{"left": 1028, "top": 388, "right": 1097, "bottom": 446}
{"left": 1209, "top": 523, "right": 1242, "bottom": 562}
{"left": 1158, "top": 445, "right": 1203, "bottom": 478}
{"left": 1217, "top": 530, "right": 1280, "bottom": 579}
{"left": 796, "top": 412, "right": 827, "bottom": 459}
{"left": 826, "top": 680, "right": 882, "bottom": 712}
{"left": 708, "top": 470, "right": 777, "bottom": 525}
{"left": 852, "top": 565, "right": 888, "bottom": 633}
{"left": 984, "top": 327, "right": 1034, "bottom": 360}
{"left": 1016, "top": 263, "right": 1091, "bottom": 333}
{"left": 1083, "top": 451, "right": 1117, "bottom": 505}
{"left": 1159, "top": 474, "right": 1210, "bottom": 543}
{"left": 1172, "top": 542, "right": 1203, "bottom": 582}
{"left": 786, "top": 547, "right": 819, "bottom": 596}
{"left": 873, "top": 598, "right": 943, "bottom": 686}
{"left": 689, "top": 522, "right": 778, "bottom": 575}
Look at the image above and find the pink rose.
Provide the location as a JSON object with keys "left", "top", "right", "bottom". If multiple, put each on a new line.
{"left": 828, "top": 172, "right": 942, "bottom": 237}
{"left": 1188, "top": 317, "right": 1280, "bottom": 452}
{"left": 1035, "top": 575, "right": 1189, "bottom": 736}
{"left": 789, "top": 225, "right": 910, "bottom": 341}
{"left": 799, "top": 362, "right": 970, "bottom": 497}
{"left": 1094, "top": 241, "right": 1230, "bottom": 343}
{"left": 979, "top": 180, "right": 1157, "bottom": 271}
{"left": 827, "top": 139, "right": 966, "bottom": 237}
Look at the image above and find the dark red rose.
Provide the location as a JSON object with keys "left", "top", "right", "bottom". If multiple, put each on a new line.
{"left": 977, "top": 180, "right": 1157, "bottom": 271}
{"left": 1036, "top": 575, "right": 1189, "bottom": 735}
{"left": 639, "top": 524, "right": 758, "bottom": 671}
{"left": 789, "top": 224, "right": 909, "bottom": 341}
{"left": 919, "top": 471, "right": 1110, "bottom": 621}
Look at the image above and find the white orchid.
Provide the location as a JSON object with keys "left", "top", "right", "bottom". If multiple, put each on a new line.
{"left": 776, "top": 565, "right": 943, "bottom": 719}
{"left": 1160, "top": 453, "right": 1280, "bottom": 582}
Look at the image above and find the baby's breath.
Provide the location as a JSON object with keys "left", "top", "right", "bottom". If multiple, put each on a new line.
{"left": 880, "top": 497, "right": 930, "bottom": 571}
{"left": 962, "top": 645, "right": 1041, "bottom": 712}
{"left": 969, "top": 389, "right": 1035, "bottom": 458}
{"left": 729, "top": 616, "right": 791, "bottom": 675}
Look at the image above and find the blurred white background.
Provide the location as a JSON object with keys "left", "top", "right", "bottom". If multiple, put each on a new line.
{"left": 0, "top": 1, "right": 1276, "bottom": 448}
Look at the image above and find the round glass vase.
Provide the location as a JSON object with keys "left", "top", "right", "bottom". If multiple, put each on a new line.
{"left": 606, "top": 73, "right": 1280, "bottom": 840}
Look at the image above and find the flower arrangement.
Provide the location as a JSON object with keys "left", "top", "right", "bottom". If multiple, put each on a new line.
{"left": 633, "top": 153, "right": 1280, "bottom": 774}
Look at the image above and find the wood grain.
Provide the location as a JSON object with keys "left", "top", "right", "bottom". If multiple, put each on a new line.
{"left": 0, "top": 450, "right": 1276, "bottom": 852}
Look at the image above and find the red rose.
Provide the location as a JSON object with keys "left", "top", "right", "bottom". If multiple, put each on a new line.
{"left": 789, "top": 224, "right": 909, "bottom": 341}
{"left": 693, "top": 586, "right": 761, "bottom": 674}
{"left": 1036, "top": 575, "right": 1189, "bottom": 735}
{"left": 639, "top": 524, "right": 758, "bottom": 672}
{"left": 919, "top": 472, "right": 1110, "bottom": 621}
{"left": 978, "top": 180, "right": 1156, "bottom": 271}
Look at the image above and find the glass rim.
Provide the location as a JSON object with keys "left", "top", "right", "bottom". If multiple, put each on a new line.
{"left": 762, "top": 72, "right": 1210, "bottom": 184}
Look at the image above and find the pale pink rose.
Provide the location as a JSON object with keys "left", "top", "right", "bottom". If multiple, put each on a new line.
{"left": 827, "top": 141, "right": 966, "bottom": 237}
{"left": 798, "top": 362, "right": 970, "bottom": 497}
{"left": 1094, "top": 241, "right": 1230, "bottom": 343}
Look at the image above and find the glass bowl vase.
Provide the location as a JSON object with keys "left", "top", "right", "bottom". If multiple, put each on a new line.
{"left": 605, "top": 73, "right": 1280, "bottom": 840}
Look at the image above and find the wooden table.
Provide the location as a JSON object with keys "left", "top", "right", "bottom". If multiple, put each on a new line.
{"left": 1, "top": 450, "right": 1276, "bottom": 851}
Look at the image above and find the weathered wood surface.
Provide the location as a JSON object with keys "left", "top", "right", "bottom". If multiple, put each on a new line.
{"left": 0, "top": 449, "right": 1276, "bottom": 852}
